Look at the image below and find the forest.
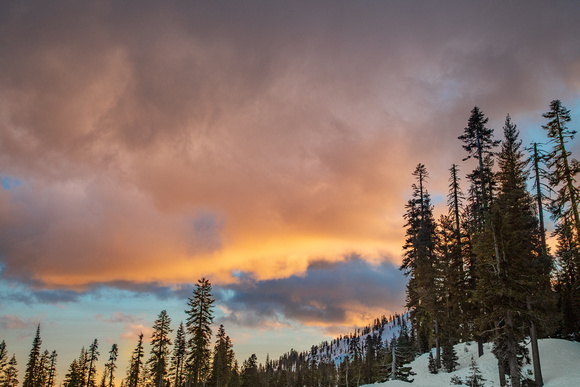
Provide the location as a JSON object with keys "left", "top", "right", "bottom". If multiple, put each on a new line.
{"left": 1, "top": 99, "right": 579, "bottom": 387}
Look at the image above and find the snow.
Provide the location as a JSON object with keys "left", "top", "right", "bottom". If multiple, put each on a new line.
{"left": 361, "top": 338, "right": 580, "bottom": 387}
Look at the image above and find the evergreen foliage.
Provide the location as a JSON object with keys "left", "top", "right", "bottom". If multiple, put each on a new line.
{"left": 148, "top": 310, "right": 173, "bottom": 387}
{"left": 127, "top": 333, "right": 144, "bottom": 387}
{"left": 185, "top": 277, "right": 215, "bottom": 387}
{"left": 170, "top": 322, "right": 186, "bottom": 387}
{"left": 22, "top": 325, "right": 42, "bottom": 387}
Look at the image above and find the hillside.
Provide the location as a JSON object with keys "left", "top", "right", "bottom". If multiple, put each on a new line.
{"left": 361, "top": 338, "right": 580, "bottom": 387}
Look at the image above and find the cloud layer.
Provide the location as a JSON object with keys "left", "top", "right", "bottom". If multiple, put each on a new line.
{"left": 0, "top": 1, "right": 579, "bottom": 320}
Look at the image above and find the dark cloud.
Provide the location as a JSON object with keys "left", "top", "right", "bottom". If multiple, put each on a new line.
{"left": 217, "top": 255, "right": 406, "bottom": 330}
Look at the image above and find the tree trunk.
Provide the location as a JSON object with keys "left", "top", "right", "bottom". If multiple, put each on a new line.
{"left": 498, "top": 360, "right": 506, "bottom": 387}
{"left": 435, "top": 319, "right": 441, "bottom": 369}
{"left": 527, "top": 300, "right": 544, "bottom": 387}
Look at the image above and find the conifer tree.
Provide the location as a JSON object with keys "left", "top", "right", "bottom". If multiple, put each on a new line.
{"left": 240, "top": 354, "right": 259, "bottom": 387}
{"left": 22, "top": 325, "right": 42, "bottom": 387}
{"left": 3, "top": 354, "right": 18, "bottom": 387}
{"left": 0, "top": 341, "right": 7, "bottom": 383}
{"left": 86, "top": 339, "right": 99, "bottom": 387}
{"left": 185, "top": 277, "right": 215, "bottom": 387}
{"left": 478, "top": 115, "right": 545, "bottom": 387}
{"left": 211, "top": 325, "right": 232, "bottom": 387}
{"left": 400, "top": 163, "right": 437, "bottom": 355}
{"left": 459, "top": 107, "right": 500, "bottom": 356}
{"left": 542, "top": 100, "right": 580, "bottom": 338}
{"left": 170, "top": 322, "right": 186, "bottom": 387}
{"left": 127, "top": 333, "right": 145, "bottom": 387}
{"left": 46, "top": 351, "right": 57, "bottom": 387}
{"left": 148, "top": 310, "right": 173, "bottom": 387}
{"left": 63, "top": 359, "right": 81, "bottom": 387}
{"left": 77, "top": 347, "right": 88, "bottom": 387}
{"left": 105, "top": 344, "right": 118, "bottom": 387}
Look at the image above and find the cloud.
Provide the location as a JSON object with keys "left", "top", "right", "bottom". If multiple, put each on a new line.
{"left": 0, "top": 314, "right": 41, "bottom": 331}
{"left": 216, "top": 255, "right": 406, "bottom": 332}
{"left": 0, "top": 1, "right": 579, "bottom": 292}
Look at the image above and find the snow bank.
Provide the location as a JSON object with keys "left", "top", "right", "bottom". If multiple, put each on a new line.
{"left": 362, "top": 338, "right": 580, "bottom": 387}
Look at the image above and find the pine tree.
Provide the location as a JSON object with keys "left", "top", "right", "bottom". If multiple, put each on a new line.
{"left": 465, "top": 356, "right": 486, "bottom": 387}
{"left": 459, "top": 107, "right": 500, "bottom": 357}
{"left": 77, "top": 347, "right": 88, "bottom": 387}
{"left": 63, "top": 359, "right": 81, "bottom": 387}
{"left": 400, "top": 164, "right": 437, "bottom": 355}
{"left": 210, "top": 325, "right": 232, "bottom": 387}
{"left": 3, "top": 354, "right": 18, "bottom": 387}
{"left": 185, "top": 277, "right": 215, "bottom": 387}
{"left": 441, "top": 342, "right": 459, "bottom": 373}
{"left": 477, "top": 115, "right": 545, "bottom": 387}
{"left": 105, "top": 344, "right": 118, "bottom": 387}
{"left": 0, "top": 341, "right": 7, "bottom": 383}
{"left": 240, "top": 354, "right": 259, "bottom": 387}
{"left": 86, "top": 339, "right": 99, "bottom": 387}
{"left": 46, "top": 351, "right": 57, "bottom": 387}
{"left": 148, "top": 310, "right": 173, "bottom": 387}
{"left": 127, "top": 333, "right": 145, "bottom": 387}
{"left": 542, "top": 99, "right": 580, "bottom": 338}
{"left": 170, "top": 322, "right": 186, "bottom": 387}
{"left": 22, "top": 325, "right": 42, "bottom": 387}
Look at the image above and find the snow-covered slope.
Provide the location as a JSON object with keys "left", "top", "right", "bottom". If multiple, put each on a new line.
{"left": 362, "top": 338, "right": 580, "bottom": 387}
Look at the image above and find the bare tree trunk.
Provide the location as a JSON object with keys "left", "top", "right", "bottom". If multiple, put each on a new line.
{"left": 527, "top": 300, "right": 544, "bottom": 387}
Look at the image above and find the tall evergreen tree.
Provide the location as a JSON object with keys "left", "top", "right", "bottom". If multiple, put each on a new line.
{"left": 3, "top": 354, "right": 18, "bottom": 387}
{"left": 210, "top": 325, "right": 231, "bottom": 387}
{"left": 0, "top": 341, "right": 7, "bottom": 383}
{"left": 400, "top": 163, "right": 437, "bottom": 355}
{"left": 22, "top": 325, "right": 42, "bottom": 387}
{"left": 105, "top": 344, "right": 118, "bottom": 387}
{"left": 148, "top": 310, "right": 173, "bottom": 387}
{"left": 170, "top": 322, "right": 186, "bottom": 387}
{"left": 477, "top": 115, "right": 545, "bottom": 387}
{"left": 240, "top": 354, "right": 259, "bottom": 387}
{"left": 127, "top": 333, "right": 145, "bottom": 387}
{"left": 185, "top": 278, "right": 215, "bottom": 387}
{"left": 86, "top": 339, "right": 99, "bottom": 387}
{"left": 46, "top": 351, "right": 57, "bottom": 387}
{"left": 63, "top": 359, "right": 82, "bottom": 387}
{"left": 542, "top": 99, "right": 580, "bottom": 338}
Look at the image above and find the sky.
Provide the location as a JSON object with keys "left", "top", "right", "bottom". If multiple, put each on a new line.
{"left": 1, "top": 0, "right": 580, "bottom": 383}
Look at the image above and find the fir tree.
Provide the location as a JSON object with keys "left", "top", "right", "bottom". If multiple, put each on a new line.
{"left": 400, "top": 164, "right": 437, "bottom": 355}
{"left": 478, "top": 115, "right": 545, "bottom": 387}
{"left": 3, "top": 354, "right": 18, "bottom": 387}
{"left": 46, "top": 351, "right": 57, "bottom": 387}
{"left": 427, "top": 351, "right": 438, "bottom": 374}
{"left": 210, "top": 325, "right": 232, "bottom": 387}
{"left": 105, "top": 344, "right": 118, "bottom": 387}
{"left": 63, "top": 359, "right": 81, "bottom": 387}
{"left": 465, "top": 356, "right": 486, "bottom": 387}
{"left": 240, "top": 354, "right": 259, "bottom": 387}
{"left": 185, "top": 278, "right": 215, "bottom": 387}
{"left": 148, "top": 310, "right": 173, "bottom": 387}
{"left": 170, "top": 322, "right": 186, "bottom": 387}
{"left": 542, "top": 100, "right": 580, "bottom": 338}
{"left": 441, "top": 342, "right": 459, "bottom": 373}
{"left": 22, "top": 325, "right": 42, "bottom": 387}
{"left": 86, "top": 339, "right": 99, "bottom": 387}
{"left": 0, "top": 341, "right": 7, "bottom": 383}
{"left": 127, "top": 333, "right": 145, "bottom": 387}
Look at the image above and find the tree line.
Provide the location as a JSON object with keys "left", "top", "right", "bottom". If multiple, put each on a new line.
{"left": 401, "top": 100, "right": 579, "bottom": 387}
{"left": 2, "top": 277, "right": 260, "bottom": 387}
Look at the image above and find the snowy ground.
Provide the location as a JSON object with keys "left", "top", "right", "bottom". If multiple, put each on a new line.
{"left": 362, "top": 338, "right": 580, "bottom": 387}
